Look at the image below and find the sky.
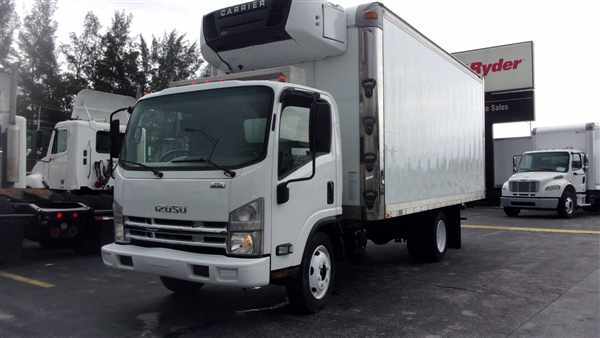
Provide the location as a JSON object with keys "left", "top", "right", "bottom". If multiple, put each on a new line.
{"left": 15, "top": 0, "right": 600, "bottom": 137}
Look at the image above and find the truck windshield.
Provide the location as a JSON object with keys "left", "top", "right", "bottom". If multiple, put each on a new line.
{"left": 121, "top": 86, "right": 274, "bottom": 170}
{"left": 518, "top": 152, "right": 570, "bottom": 173}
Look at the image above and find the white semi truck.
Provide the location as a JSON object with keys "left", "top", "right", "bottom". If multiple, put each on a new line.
{"left": 102, "top": 0, "right": 485, "bottom": 312}
{"left": 12, "top": 90, "right": 135, "bottom": 252}
{"left": 502, "top": 123, "right": 600, "bottom": 217}
{"left": 27, "top": 89, "right": 135, "bottom": 191}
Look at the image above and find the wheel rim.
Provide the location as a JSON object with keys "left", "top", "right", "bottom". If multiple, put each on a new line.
{"left": 308, "top": 245, "right": 331, "bottom": 300}
{"left": 436, "top": 219, "right": 447, "bottom": 253}
{"left": 565, "top": 197, "right": 575, "bottom": 215}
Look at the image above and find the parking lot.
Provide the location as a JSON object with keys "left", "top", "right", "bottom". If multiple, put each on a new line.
{"left": 0, "top": 207, "right": 598, "bottom": 337}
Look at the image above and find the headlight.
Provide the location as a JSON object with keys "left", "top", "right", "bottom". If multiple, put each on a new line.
{"left": 545, "top": 185, "right": 561, "bottom": 191}
{"left": 227, "top": 198, "right": 264, "bottom": 256}
{"left": 113, "top": 201, "right": 129, "bottom": 244}
{"left": 502, "top": 182, "right": 509, "bottom": 191}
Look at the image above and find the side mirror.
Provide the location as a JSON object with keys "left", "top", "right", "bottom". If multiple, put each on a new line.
{"left": 109, "top": 106, "right": 132, "bottom": 159}
{"left": 277, "top": 183, "right": 290, "bottom": 204}
{"left": 512, "top": 155, "right": 522, "bottom": 173}
{"left": 110, "top": 119, "right": 122, "bottom": 159}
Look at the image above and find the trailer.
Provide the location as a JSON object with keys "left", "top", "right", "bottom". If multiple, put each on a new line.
{"left": 102, "top": 0, "right": 485, "bottom": 313}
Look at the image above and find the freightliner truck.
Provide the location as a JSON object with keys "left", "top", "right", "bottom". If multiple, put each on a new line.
{"left": 102, "top": 0, "right": 485, "bottom": 313}
{"left": 502, "top": 123, "right": 600, "bottom": 217}
{"left": 3, "top": 90, "right": 135, "bottom": 253}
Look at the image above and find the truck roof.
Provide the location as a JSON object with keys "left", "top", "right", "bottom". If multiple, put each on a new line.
{"left": 524, "top": 149, "right": 583, "bottom": 154}
{"left": 141, "top": 80, "right": 334, "bottom": 102}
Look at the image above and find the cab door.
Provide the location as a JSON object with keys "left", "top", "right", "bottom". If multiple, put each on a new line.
{"left": 571, "top": 153, "right": 586, "bottom": 203}
{"left": 47, "top": 128, "right": 69, "bottom": 189}
{"left": 270, "top": 90, "right": 339, "bottom": 271}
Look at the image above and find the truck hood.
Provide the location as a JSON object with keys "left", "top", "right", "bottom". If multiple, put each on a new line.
{"left": 118, "top": 178, "right": 231, "bottom": 222}
{"left": 510, "top": 172, "right": 564, "bottom": 182}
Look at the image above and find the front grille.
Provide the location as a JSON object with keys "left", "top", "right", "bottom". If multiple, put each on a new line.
{"left": 125, "top": 216, "right": 227, "bottom": 252}
{"left": 510, "top": 181, "right": 539, "bottom": 193}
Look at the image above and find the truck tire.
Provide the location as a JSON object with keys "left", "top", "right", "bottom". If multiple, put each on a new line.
{"left": 286, "top": 232, "right": 335, "bottom": 314}
{"left": 503, "top": 207, "right": 521, "bottom": 217}
{"left": 160, "top": 276, "right": 203, "bottom": 294}
{"left": 557, "top": 189, "right": 577, "bottom": 218}
{"left": 407, "top": 212, "right": 448, "bottom": 262}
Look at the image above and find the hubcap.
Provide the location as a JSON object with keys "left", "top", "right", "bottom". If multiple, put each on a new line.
{"left": 436, "top": 219, "right": 447, "bottom": 253}
{"left": 565, "top": 197, "right": 574, "bottom": 215}
{"left": 308, "top": 245, "right": 331, "bottom": 300}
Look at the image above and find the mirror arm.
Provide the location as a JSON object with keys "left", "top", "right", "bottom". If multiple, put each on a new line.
{"left": 108, "top": 106, "right": 132, "bottom": 177}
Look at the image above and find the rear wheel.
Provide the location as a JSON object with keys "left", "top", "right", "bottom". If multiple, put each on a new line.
{"left": 557, "top": 189, "right": 577, "bottom": 218}
{"left": 286, "top": 232, "right": 335, "bottom": 314}
{"left": 160, "top": 276, "right": 203, "bottom": 294}
{"left": 503, "top": 207, "right": 521, "bottom": 217}
{"left": 407, "top": 212, "right": 448, "bottom": 262}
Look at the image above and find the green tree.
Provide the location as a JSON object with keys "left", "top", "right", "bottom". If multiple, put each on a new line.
{"left": 17, "top": 0, "right": 69, "bottom": 116}
{"left": 142, "top": 30, "right": 203, "bottom": 92}
{"left": 0, "top": 0, "right": 19, "bottom": 68}
{"left": 61, "top": 12, "right": 102, "bottom": 88}
{"left": 92, "top": 11, "right": 139, "bottom": 96}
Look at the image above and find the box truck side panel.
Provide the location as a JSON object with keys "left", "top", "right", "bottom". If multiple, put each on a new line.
{"left": 382, "top": 17, "right": 485, "bottom": 217}
{"left": 534, "top": 128, "right": 587, "bottom": 152}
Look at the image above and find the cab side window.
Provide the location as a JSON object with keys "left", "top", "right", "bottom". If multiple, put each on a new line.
{"left": 51, "top": 129, "right": 68, "bottom": 154}
{"left": 572, "top": 153, "right": 582, "bottom": 170}
{"left": 278, "top": 106, "right": 311, "bottom": 179}
{"left": 277, "top": 101, "right": 332, "bottom": 179}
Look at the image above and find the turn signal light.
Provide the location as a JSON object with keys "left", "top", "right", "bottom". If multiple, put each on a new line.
{"left": 364, "top": 10, "right": 378, "bottom": 21}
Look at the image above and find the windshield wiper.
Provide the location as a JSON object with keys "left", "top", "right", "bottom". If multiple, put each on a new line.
{"left": 119, "top": 160, "right": 164, "bottom": 178}
{"left": 171, "top": 157, "right": 236, "bottom": 178}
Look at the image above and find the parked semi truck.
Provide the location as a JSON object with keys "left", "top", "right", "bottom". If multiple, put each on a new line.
{"left": 11, "top": 90, "right": 135, "bottom": 251}
{"left": 102, "top": 0, "right": 485, "bottom": 313}
{"left": 502, "top": 123, "right": 600, "bottom": 217}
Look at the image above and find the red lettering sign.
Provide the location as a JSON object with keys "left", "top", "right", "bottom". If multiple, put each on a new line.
{"left": 469, "top": 58, "right": 523, "bottom": 77}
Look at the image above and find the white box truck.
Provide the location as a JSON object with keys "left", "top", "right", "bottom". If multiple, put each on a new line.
{"left": 102, "top": 0, "right": 485, "bottom": 313}
{"left": 501, "top": 123, "right": 600, "bottom": 217}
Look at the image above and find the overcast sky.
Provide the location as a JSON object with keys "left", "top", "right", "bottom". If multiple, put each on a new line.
{"left": 16, "top": 0, "right": 600, "bottom": 136}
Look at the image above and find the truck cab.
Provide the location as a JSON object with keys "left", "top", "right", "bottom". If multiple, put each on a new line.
{"left": 27, "top": 90, "right": 135, "bottom": 191}
{"left": 501, "top": 149, "right": 593, "bottom": 217}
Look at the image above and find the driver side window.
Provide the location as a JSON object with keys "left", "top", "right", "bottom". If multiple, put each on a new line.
{"left": 51, "top": 129, "right": 68, "bottom": 154}
{"left": 278, "top": 106, "right": 311, "bottom": 179}
{"left": 572, "top": 153, "right": 582, "bottom": 170}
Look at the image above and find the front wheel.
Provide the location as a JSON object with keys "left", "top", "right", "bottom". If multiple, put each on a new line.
{"left": 504, "top": 207, "right": 521, "bottom": 217}
{"left": 286, "top": 232, "right": 335, "bottom": 314}
{"left": 557, "top": 190, "right": 577, "bottom": 218}
{"left": 160, "top": 276, "right": 203, "bottom": 295}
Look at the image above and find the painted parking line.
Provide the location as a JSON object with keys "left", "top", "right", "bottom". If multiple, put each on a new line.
{"left": 0, "top": 272, "right": 55, "bottom": 288}
{"left": 463, "top": 224, "right": 600, "bottom": 236}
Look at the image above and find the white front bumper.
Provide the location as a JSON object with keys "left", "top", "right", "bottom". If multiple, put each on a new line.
{"left": 101, "top": 244, "right": 270, "bottom": 288}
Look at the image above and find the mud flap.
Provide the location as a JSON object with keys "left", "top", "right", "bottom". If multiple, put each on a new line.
{"left": 446, "top": 206, "right": 462, "bottom": 249}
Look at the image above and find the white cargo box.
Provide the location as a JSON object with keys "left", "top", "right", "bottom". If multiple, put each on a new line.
{"left": 197, "top": 2, "right": 486, "bottom": 221}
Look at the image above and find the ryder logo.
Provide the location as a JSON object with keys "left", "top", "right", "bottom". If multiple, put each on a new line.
{"left": 469, "top": 58, "right": 523, "bottom": 77}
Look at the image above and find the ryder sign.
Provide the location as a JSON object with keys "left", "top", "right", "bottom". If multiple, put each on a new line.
{"left": 454, "top": 41, "right": 533, "bottom": 93}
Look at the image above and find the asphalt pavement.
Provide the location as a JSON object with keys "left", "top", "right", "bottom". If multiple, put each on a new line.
{"left": 0, "top": 207, "right": 598, "bottom": 337}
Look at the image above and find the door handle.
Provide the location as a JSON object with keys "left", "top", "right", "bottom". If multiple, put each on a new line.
{"left": 327, "top": 181, "right": 334, "bottom": 205}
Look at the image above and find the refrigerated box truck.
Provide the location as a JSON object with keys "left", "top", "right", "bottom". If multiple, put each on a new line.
{"left": 502, "top": 123, "right": 600, "bottom": 217}
{"left": 102, "top": 0, "right": 485, "bottom": 313}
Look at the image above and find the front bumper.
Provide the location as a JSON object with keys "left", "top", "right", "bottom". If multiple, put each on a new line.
{"left": 101, "top": 244, "right": 270, "bottom": 288}
{"left": 501, "top": 196, "right": 559, "bottom": 209}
